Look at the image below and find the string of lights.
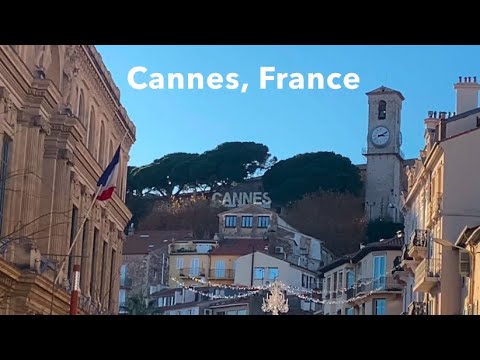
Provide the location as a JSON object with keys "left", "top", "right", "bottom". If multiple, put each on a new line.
{"left": 170, "top": 277, "right": 262, "bottom": 299}
{"left": 186, "top": 270, "right": 395, "bottom": 297}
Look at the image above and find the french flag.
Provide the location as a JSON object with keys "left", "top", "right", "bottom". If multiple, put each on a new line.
{"left": 97, "top": 145, "right": 121, "bottom": 201}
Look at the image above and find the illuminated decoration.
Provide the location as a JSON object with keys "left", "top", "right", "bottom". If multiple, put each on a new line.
{"left": 212, "top": 191, "right": 272, "bottom": 208}
{"left": 261, "top": 281, "right": 289, "bottom": 315}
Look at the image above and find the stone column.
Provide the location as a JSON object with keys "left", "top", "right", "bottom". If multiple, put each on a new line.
{"left": 13, "top": 115, "right": 50, "bottom": 266}
{"left": 48, "top": 149, "right": 74, "bottom": 277}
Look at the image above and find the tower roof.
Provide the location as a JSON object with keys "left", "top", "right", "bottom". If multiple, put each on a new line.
{"left": 366, "top": 86, "right": 405, "bottom": 100}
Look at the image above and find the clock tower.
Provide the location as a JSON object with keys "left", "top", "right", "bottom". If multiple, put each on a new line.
{"left": 364, "top": 86, "right": 404, "bottom": 222}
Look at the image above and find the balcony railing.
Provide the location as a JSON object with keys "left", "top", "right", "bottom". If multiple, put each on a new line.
{"left": 178, "top": 267, "right": 206, "bottom": 278}
{"left": 120, "top": 277, "right": 133, "bottom": 289}
{"left": 355, "top": 276, "right": 403, "bottom": 296}
{"left": 169, "top": 243, "right": 216, "bottom": 254}
{"left": 410, "top": 229, "right": 428, "bottom": 247}
{"left": 414, "top": 257, "right": 441, "bottom": 293}
{"left": 407, "top": 301, "right": 428, "bottom": 315}
{"left": 208, "top": 269, "right": 235, "bottom": 280}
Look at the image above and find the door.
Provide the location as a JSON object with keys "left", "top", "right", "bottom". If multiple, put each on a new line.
{"left": 373, "top": 255, "right": 386, "bottom": 289}
{"left": 190, "top": 258, "right": 200, "bottom": 276}
{"left": 215, "top": 260, "right": 226, "bottom": 278}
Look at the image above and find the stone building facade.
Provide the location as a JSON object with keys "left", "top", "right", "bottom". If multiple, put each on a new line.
{"left": 0, "top": 45, "right": 135, "bottom": 314}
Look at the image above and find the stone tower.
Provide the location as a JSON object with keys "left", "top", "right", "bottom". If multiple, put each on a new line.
{"left": 364, "top": 86, "right": 404, "bottom": 222}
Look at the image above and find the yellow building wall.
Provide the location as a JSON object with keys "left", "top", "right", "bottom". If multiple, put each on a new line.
{"left": 209, "top": 255, "right": 240, "bottom": 285}
{"left": 168, "top": 254, "right": 211, "bottom": 288}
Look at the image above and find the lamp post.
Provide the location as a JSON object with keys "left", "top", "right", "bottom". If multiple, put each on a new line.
{"left": 261, "top": 281, "right": 289, "bottom": 315}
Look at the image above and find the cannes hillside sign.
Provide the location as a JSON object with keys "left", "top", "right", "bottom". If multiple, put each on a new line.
{"left": 212, "top": 192, "right": 272, "bottom": 208}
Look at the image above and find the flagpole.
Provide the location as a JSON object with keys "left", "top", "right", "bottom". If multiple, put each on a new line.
{"left": 49, "top": 187, "right": 101, "bottom": 315}
{"left": 49, "top": 130, "right": 130, "bottom": 314}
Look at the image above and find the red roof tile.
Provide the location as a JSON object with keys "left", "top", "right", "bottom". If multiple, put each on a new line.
{"left": 210, "top": 238, "right": 268, "bottom": 256}
{"left": 123, "top": 230, "right": 193, "bottom": 255}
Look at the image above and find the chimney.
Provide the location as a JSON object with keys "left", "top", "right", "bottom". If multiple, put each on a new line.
{"left": 454, "top": 76, "right": 480, "bottom": 115}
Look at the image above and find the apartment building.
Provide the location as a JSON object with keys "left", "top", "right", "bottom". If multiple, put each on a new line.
{"left": 320, "top": 236, "right": 403, "bottom": 315}
{"left": 218, "top": 204, "right": 334, "bottom": 271}
{"left": 119, "top": 230, "right": 191, "bottom": 313}
{"left": 396, "top": 76, "right": 480, "bottom": 315}
{"left": 0, "top": 45, "right": 135, "bottom": 314}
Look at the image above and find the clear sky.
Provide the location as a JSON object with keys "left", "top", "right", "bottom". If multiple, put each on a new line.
{"left": 96, "top": 45, "right": 480, "bottom": 167}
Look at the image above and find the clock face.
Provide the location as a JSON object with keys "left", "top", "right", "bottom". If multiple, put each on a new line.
{"left": 371, "top": 126, "right": 390, "bottom": 147}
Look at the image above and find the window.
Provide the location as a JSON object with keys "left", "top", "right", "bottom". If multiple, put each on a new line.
{"left": 346, "top": 307, "right": 354, "bottom": 315}
{"left": 68, "top": 206, "right": 78, "bottom": 281}
{"left": 176, "top": 257, "right": 184, "bottom": 270}
{"left": 215, "top": 260, "right": 226, "bottom": 278}
{"left": 346, "top": 271, "right": 355, "bottom": 288}
{"left": 225, "top": 215, "right": 237, "bottom": 228}
{"left": 80, "top": 219, "right": 89, "bottom": 290}
{"left": 119, "top": 289, "right": 126, "bottom": 306}
{"left": 378, "top": 100, "right": 387, "bottom": 119}
{"left": 100, "top": 241, "right": 108, "bottom": 303}
{"left": 190, "top": 258, "right": 200, "bottom": 276}
{"left": 153, "top": 270, "right": 157, "bottom": 279}
{"left": 302, "top": 274, "right": 307, "bottom": 288}
{"left": 109, "top": 248, "right": 116, "bottom": 310}
{"left": 268, "top": 267, "right": 279, "bottom": 280}
{"left": 241, "top": 216, "right": 253, "bottom": 228}
{"left": 338, "top": 271, "right": 343, "bottom": 292}
{"left": 99, "top": 121, "right": 105, "bottom": 166}
{"left": 373, "top": 255, "right": 386, "bottom": 289}
{"left": 258, "top": 216, "right": 270, "bottom": 228}
{"left": 88, "top": 107, "right": 96, "bottom": 154}
{"left": 333, "top": 272, "right": 337, "bottom": 292}
{"left": 120, "top": 264, "right": 127, "bottom": 285}
{"left": 90, "top": 228, "right": 99, "bottom": 296}
{"left": 326, "top": 277, "right": 331, "bottom": 296}
{"left": 0, "top": 135, "right": 11, "bottom": 236}
{"left": 237, "top": 309, "right": 248, "bottom": 315}
{"left": 374, "top": 298, "right": 386, "bottom": 315}
{"left": 254, "top": 267, "right": 265, "bottom": 280}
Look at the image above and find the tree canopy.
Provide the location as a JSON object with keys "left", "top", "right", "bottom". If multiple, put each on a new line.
{"left": 262, "top": 151, "right": 363, "bottom": 205}
{"left": 127, "top": 142, "right": 275, "bottom": 198}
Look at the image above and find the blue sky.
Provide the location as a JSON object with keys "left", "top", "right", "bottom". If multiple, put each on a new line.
{"left": 96, "top": 45, "right": 480, "bottom": 167}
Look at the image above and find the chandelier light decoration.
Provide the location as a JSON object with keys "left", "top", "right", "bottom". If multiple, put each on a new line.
{"left": 261, "top": 281, "right": 289, "bottom": 315}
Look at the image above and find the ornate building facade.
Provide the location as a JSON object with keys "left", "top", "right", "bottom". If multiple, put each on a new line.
{"left": 0, "top": 45, "right": 135, "bottom": 314}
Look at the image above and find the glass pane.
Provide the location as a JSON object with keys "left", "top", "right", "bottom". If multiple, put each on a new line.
{"left": 268, "top": 268, "right": 279, "bottom": 280}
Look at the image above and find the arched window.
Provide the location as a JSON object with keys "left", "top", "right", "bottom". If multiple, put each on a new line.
{"left": 78, "top": 91, "right": 85, "bottom": 125}
{"left": 378, "top": 100, "right": 386, "bottom": 120}
{"left": 88, "top": 107, "right": 96, "bottom": 155}
{"left": 109, "top": 139, "right": 114, "bottom": 161}
{"left": 99, "top": 122, "right": 105, "bottom": 167}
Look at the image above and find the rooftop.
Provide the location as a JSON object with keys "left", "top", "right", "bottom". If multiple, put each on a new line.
{"left": 124, "top": 230, "right": 193, "bottom": 255}
{"left": 210, "top": 238, "right": 269, "bottom": 256}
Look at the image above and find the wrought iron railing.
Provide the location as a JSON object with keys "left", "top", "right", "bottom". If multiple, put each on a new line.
{"left": 178, "top": 267, "right": 206, "bottom": 278}
{"left": 410, "top": 229, "right": 429, "bottom": 247}
{"left": 408, "top": 301, "right": 428, "bottom": 315}
{"left": 208, "top": 269, "right": 235, "bottom": 280}
{"left": 355, "top": 276, "right": 402, "bottom": 295}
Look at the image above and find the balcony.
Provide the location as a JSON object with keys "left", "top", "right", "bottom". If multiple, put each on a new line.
{"left": 407, "top": 301, "right": 428, "bottom": 315}
{"left": 392, "top": 255, "right": 409, "bottom": 284}
{"left": 208, "top": 269, "right": 235, "bottom": 280}
{"left": 169, "top": 241, "right": 217, "bottom": 255}
{"left": 355, "top": 276, "right": 403, "bottom": 296}
{"left": 413, "top": 258, "right": 441, "bottom": 293}
{"left": 178, "top": 267, "right": 207, "bottom": 278}
{"left": 120, "top": 277, "right": 133, "bottom": 289}
{"left": 408, "top": 230, "right": 429, "bottom": 261}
